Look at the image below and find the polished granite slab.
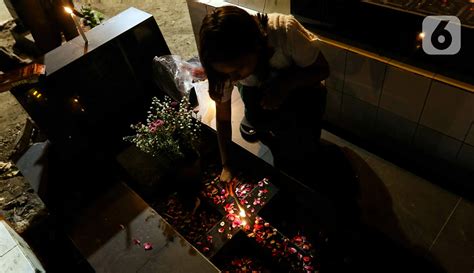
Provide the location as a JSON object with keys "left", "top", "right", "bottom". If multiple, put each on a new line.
{"left": 68, "top": 182, "right": 219, "bottom": 273}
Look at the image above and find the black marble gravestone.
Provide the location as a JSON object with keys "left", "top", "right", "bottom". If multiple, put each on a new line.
{"left": 11, "top": 7, "right": 171, "bottom": 158}
{"left": 9, "top": 7, "right": 172, "bottom": 218}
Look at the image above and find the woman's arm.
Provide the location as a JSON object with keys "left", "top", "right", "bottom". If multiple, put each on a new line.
{"left": 215, "top": 99, "right": 233, "bottom": 182}
{"left": 261, "top": 52, "right": 330, "bottom": 110}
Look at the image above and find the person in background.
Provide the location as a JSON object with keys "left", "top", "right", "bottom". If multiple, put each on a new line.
{"left": 198, "top": 6, "right": 329, "bottom": 188}
{"left": 12, "top": 0, "right": 79, "bottom": 53}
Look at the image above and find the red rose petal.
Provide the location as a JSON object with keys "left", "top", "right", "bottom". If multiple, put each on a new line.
{"left": 143, "top": 242, "right": 153, "bottom": 250}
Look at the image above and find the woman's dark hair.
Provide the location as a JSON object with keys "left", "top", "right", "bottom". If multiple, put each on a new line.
{"left": 199, "top": 6, "right": 269, "bottom": 101}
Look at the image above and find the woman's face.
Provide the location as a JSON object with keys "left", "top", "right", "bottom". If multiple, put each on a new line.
{"left": 211, "top": 52, "right": 259, "bottom": 81}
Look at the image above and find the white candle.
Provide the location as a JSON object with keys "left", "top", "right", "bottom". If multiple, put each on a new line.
{"left": 64, "top": 6, "right": 88, "bottom": 44}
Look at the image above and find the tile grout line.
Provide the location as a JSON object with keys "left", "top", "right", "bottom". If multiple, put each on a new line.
{"left": 456, "top": 121, "right": 474, "bottom": 159}
{"left": 428, "top": 197, "right": 462, "bottom": 252}
{"left": 373, "top": 61, "right": 389, "bottom": 130}
{"left": 338, "top": 48, "right": 348, "bottom": 120}
{"left": 411, "top": 78, "right": 433, "bottom": 146}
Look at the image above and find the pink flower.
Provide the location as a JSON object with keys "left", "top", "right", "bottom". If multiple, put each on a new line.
{"left": 148, "top": 119, "right": 165, "bottom": 132}
{"left": 153, "top": 119, "right": 165, "bottom": 127}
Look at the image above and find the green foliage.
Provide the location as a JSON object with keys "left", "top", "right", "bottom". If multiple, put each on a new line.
{"left": 124, "top": 96, "right": 201, "bottom": 162}
{"left": 80, "top": 4, "right": 105, "bottom": 28}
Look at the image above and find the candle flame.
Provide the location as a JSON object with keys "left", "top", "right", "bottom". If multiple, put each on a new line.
{"left": 418, "top": 32, "right": 425, "bottom": 39}
{"left": 239, "top": 208, "right": 245, "bottom": 217}
{"left": 64, "top": 6, "right": 73, "bottom": 14}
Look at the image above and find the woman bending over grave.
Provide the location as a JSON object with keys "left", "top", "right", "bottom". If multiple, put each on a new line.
{"left": 199, "top": 5, "right": 329, "bottom": 186}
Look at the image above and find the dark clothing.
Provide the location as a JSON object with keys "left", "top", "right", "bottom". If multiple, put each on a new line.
{"left": 239, "top": 82, "right": 327, "bottom": 179}
{"left": 14, "top": 0, "right": 78, "bottom": 53}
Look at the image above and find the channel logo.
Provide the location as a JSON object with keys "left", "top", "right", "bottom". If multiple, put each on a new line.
{"left": 422, "top": 16, "right": 461, "bottom": 55}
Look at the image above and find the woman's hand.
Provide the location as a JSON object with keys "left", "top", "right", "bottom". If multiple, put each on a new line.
{"left": 220, "top": 166, "right": 238, "bottom": 196}
{"left": 220, "top": 165, "right": 233, "bottom": 183}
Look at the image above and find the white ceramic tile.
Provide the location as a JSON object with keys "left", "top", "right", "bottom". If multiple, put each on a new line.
{"left": 195, "top": 81, "right": 270, "bottom": 158}
{"left": 238, "top": 0, "right": 265, "bottom": 12}
{"left": 375, "top": 108, "right": 417, "bottom": 145}
{"left": 319, "top": 42, "right": 346, "bottom": 92}
{"left": 340, "top": 94, "right": 377, "bottom": 139}
{"left": 260, "top": 149, "right": 274, "bottom": 166}
{"left": 379, "top": 66, "right": 432, "bottom": 122}
{"left": 229, "top": 89, "right": 270, "bottom": 157}
{"left": 263, "top": 0, "right": 291, "bottom": 14}
{"left": 420, "top": 81, "right": 474, "bottom": 141}
{"left": 321, "top": 129, "right": 372, "bottom": 161}
{"left": 0, "top": 222, "right": 45, "bottom": 272}
{"left": 0, "top": 246, "right": 43, "bottom": 273}
{"left": 323, "top": 88, "right": 341, "bottom": 124}
{"left": 464, "top": 122, "right": 474, "bottom": 146}
{"left": 0, "top": 222, "right": 16, "bottom": 256}
{"left": 457, "top": 144, "right": 474, "bottom": 171}
{"left": 343, "top": 52, "right": 386, "bottom": 106}
{"left": 413, "top": 125, "right": 463, "bottom": 163}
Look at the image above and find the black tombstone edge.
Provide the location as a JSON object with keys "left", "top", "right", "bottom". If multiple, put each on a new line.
{"left": 8, "top": 7, "right": 172, "bottom": 216}
{"left": 11, "top": 7, "right": 171, "bottom": 161}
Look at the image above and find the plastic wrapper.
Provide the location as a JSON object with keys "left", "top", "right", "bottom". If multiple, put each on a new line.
{"left": 152, "top": 55, "right": 206, "bottom": 104}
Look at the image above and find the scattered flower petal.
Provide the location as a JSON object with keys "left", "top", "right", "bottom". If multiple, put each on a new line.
{"left": 143, "top": 242, "right": 153, "bottom": 250}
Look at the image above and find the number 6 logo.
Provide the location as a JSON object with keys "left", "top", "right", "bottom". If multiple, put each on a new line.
{"left": 422, "top": 16, "right": 461, "bottom": 55}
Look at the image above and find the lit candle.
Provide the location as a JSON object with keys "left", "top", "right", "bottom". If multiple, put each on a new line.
{"left": 417, "top": 32, "right": 425, "bottom": 41}
{"left": 64, "top": 6, "right": 88, "bottom": 44}
{"left": 239, "top": 208, "right": 246, "bottom": 218}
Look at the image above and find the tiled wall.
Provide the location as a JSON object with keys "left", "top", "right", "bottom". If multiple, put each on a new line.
{"left": 319, "top": 40, "right": 474, "bottom": 178}
{"left": 186, "top": 0, "right": 474, "bottom": 179}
